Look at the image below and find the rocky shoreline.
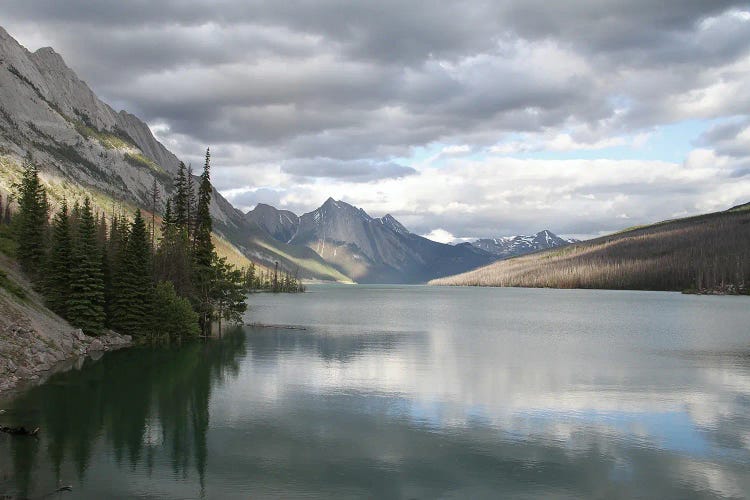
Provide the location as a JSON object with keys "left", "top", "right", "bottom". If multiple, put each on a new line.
{"left": 0, "top": 322, "right": 131, "bottom": 394}
{"left": 0, "top": 253, "right": 132, "bottom": 395}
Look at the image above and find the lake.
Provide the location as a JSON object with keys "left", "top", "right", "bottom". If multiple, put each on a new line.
{"left": 1, "top": 285, "right": 749, "bottom": 498}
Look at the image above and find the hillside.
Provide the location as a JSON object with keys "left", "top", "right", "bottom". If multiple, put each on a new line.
{"left": 0, "top": 26, "right": 346, "bottom": 282}
{"left": 0, "top": 227, "right": 130, "bottom": 393}
{"left": 430, "top": 206, "right": 750, "bottom": 292}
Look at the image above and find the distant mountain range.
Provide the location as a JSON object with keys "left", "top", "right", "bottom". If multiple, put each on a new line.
{"left": 246, "top": 198, "right": 502, "bottom": 283}
{"left": 472, "top": 230, "right": 578, "bottom": 258}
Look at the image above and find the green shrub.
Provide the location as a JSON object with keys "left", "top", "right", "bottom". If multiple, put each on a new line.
{"left": 151, "top": 281, "right": 200, "bottom": 342}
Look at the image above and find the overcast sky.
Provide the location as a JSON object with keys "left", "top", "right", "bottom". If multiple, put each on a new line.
{"left": 4, "top": 1, "right": 750, "bottom": 241}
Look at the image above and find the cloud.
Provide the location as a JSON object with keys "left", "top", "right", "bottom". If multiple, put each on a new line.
{"left": 421, "top": 229, "right": 457, "bottom": 244}
{"left": 2, "top": 1, "right": 749, "bottom": 236}
{"left": 281, "top": 158, "right": 417, "bottom": 181}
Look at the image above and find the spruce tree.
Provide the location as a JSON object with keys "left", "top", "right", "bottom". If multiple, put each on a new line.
{"left": 155, "top": 199, "right": 192, "bottom": 298}
{"left": 186, "top": 165, "right": 197, "bottom": 240}
{"left": 67, "top": 198, "right": 106, "bottom": 335}
{"left": 149, "top": 179, "right": 160, "bottom": 253}
{"left": 111, "top": 210, "right": 154, "bottom": 338}
{"left": 211, "top": 255, "right": 247, "bottom": 336}
{"left": 44, "top": 200, "right": 72, "bottom": 316}
{"left": 14, "top": 161, "right": 48, "bottom": 278}
{"left": 173, "top": 162, "right": 188, "bottom": 229}
{"left": 193, "top": 148, "right": 215, "bottom": 334}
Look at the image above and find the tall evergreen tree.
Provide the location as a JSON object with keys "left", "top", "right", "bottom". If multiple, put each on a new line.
{"left": 67, "top": 198, "right": 106, "bottom": 335}
{"left": 193, "top": 148, "right": 215, "bottom": 334}
{"left": 186, "top": 164, "right": 197, "bottom": 240}
{"left": 111, "top": 210, "right": 154, "bottom": 338}
{"left": 149, "top": 179, "right": 160, "bottom": 253}
{"left": 173, "top": 162, "right": 188, "bottom": 229}
{"left": 44, "top": 200, "right": 72, "bottom": 316}
{"left": 14, "top": 161, "right": 48, "bottom": 278}
{"left": 155, "top": 199, "right": 192, "bottom": 298}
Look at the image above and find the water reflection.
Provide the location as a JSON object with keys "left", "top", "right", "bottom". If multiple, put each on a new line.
{"left": 1, "top": 286, "right": 749, "bottom": 498}
{"left": 0, "top": 332, "right": 246, "bottom": 499}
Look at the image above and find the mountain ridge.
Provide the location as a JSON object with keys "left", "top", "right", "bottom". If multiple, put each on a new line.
{"left": 472, "top": 230, "right": 577, "bottom": 259}
{"left": 0, "top": 26, "right": 348, "bottom": 282}
{"left": 246, "top": 199, "right": 498, "bottom": 283}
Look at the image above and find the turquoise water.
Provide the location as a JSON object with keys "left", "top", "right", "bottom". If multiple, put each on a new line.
{"left": 1, "top": 285, "right": 749, "bottom": 498}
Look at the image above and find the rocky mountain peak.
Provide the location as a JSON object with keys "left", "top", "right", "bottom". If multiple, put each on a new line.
{"left": 378, "top": 214, "right": 409, "bottom": 234}
{"left": 472, "top": 229, "right": 572, "bottom": 258}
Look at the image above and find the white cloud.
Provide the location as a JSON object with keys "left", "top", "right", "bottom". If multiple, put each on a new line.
{"left": 421, "top": 229, "right": 456, "bottom": 244}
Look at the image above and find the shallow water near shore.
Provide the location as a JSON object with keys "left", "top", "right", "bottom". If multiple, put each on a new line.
{"left": 1, "top": 285, "right": 749, "bottom": 498}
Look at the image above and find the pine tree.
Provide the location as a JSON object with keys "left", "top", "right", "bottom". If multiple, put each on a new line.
{"left": 111, "top": 210, "right": 154, "bottom": 338}
{"left": 173, "top": 162, "right": 188, "bottom": 229}
{"left": 186, "top": 164, "right": 197, "bottom": 241}
{"left": 193, "top": 148, "right": 215, "bottom": 334}
{"left": 211, "top": 255, "right": 247, "bottom": 336}
{"left": 149, "top": 179, "right": 160, "bottom": 253}
{"left": 155, "top": 199, "right": 192, "bottom": 298}
{"left": 44, "top": 200, "right": 72, "bottom": 316}
{"left": 67, "top": 197, "right": 106, "bottom": 335}
{"left": 14, "top": 161, "right": 48, "bottom": 278}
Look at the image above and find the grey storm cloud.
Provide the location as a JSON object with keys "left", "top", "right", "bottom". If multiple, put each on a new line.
{"left": 3, "top": 1, "right": 750, "bottom": 237}
{"left": 5, "top": 0, "right": 749, "bottom": 157}
{"left": 282, "top": 158, "right": 417, "bottom": 181}
{"left": 698, "top": 119, "right": 750, "bottom": 158}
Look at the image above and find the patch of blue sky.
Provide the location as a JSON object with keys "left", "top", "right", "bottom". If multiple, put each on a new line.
{"left": 400, "top": 118, "right": 735, "bottom": 170}
{"left": 491, "top": 119, "right": 726, "bottom": 163}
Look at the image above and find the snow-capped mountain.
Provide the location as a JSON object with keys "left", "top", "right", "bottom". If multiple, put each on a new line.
{"left": 472, "top": 230, "right": 577, "bottom": 258}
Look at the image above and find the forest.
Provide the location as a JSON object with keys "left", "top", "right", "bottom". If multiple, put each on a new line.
{"left": 431, "top": 207, "right": 750, "bottom": 293}
{"left": 0, "top": 148, "right": 304, "bottom": 342}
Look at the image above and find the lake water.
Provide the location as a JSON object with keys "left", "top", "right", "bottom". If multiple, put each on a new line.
{"left": 1, "top": 285, "right": 749, "bottom": 499}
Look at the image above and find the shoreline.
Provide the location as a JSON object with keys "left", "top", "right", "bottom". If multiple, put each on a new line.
{"left": 0, "top": 326, "right": 132, "bottom": 395}
{"left": 0, "top": 254, "right": 132, "bottom": 396}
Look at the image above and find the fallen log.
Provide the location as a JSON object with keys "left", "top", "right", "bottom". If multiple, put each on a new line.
{"left": 1, "top": 426, "right": 39, "bottom": 436}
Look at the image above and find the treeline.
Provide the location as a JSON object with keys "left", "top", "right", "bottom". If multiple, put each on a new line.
{"left": 244, "top": 261, "right": 306, "bottom": 293}
{"left": 7, "top": 149, "right": 258, "bottom": 341}
{"left": 430, "top": 209, "right": 750, "bottom": 293}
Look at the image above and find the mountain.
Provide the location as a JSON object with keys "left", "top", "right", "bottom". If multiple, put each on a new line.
{"left": 430, "top": 205, "right": 750, "bottom": 292}
{"left": 0, "top": 27, "right": 347, "bottom": 282}
{"left": 246, "top": 197, "right": 496, "bottom": 283}
{"left": 472, "top": 230, "right": 576, "bottom": 258}
{"left": 245, "top": 203, "right": 299, "bottom": 243}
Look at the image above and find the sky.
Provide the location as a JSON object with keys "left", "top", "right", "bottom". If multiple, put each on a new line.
{"left": 3, "top": 1, "right": 750, "bottom": 241}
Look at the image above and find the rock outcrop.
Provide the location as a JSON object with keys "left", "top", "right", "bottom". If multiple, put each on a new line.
{"left": 0, "top": 255, "right": 131, "bottom": 393}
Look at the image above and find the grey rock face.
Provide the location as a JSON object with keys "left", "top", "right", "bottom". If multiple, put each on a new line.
{"left": 287, "top": 198, "right": 496, "bottom": 283}
{"left": 245, "top": 203, "right": 300, "bottom": 243}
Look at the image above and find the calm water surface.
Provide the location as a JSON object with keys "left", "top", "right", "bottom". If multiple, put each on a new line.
{"left": 1, "top": 285, "right": 749, "bottom": 498}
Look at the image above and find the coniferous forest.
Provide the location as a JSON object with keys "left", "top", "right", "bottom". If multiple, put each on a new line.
{"left": 3, "top": 148, "right": 304, "bottom": 342}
